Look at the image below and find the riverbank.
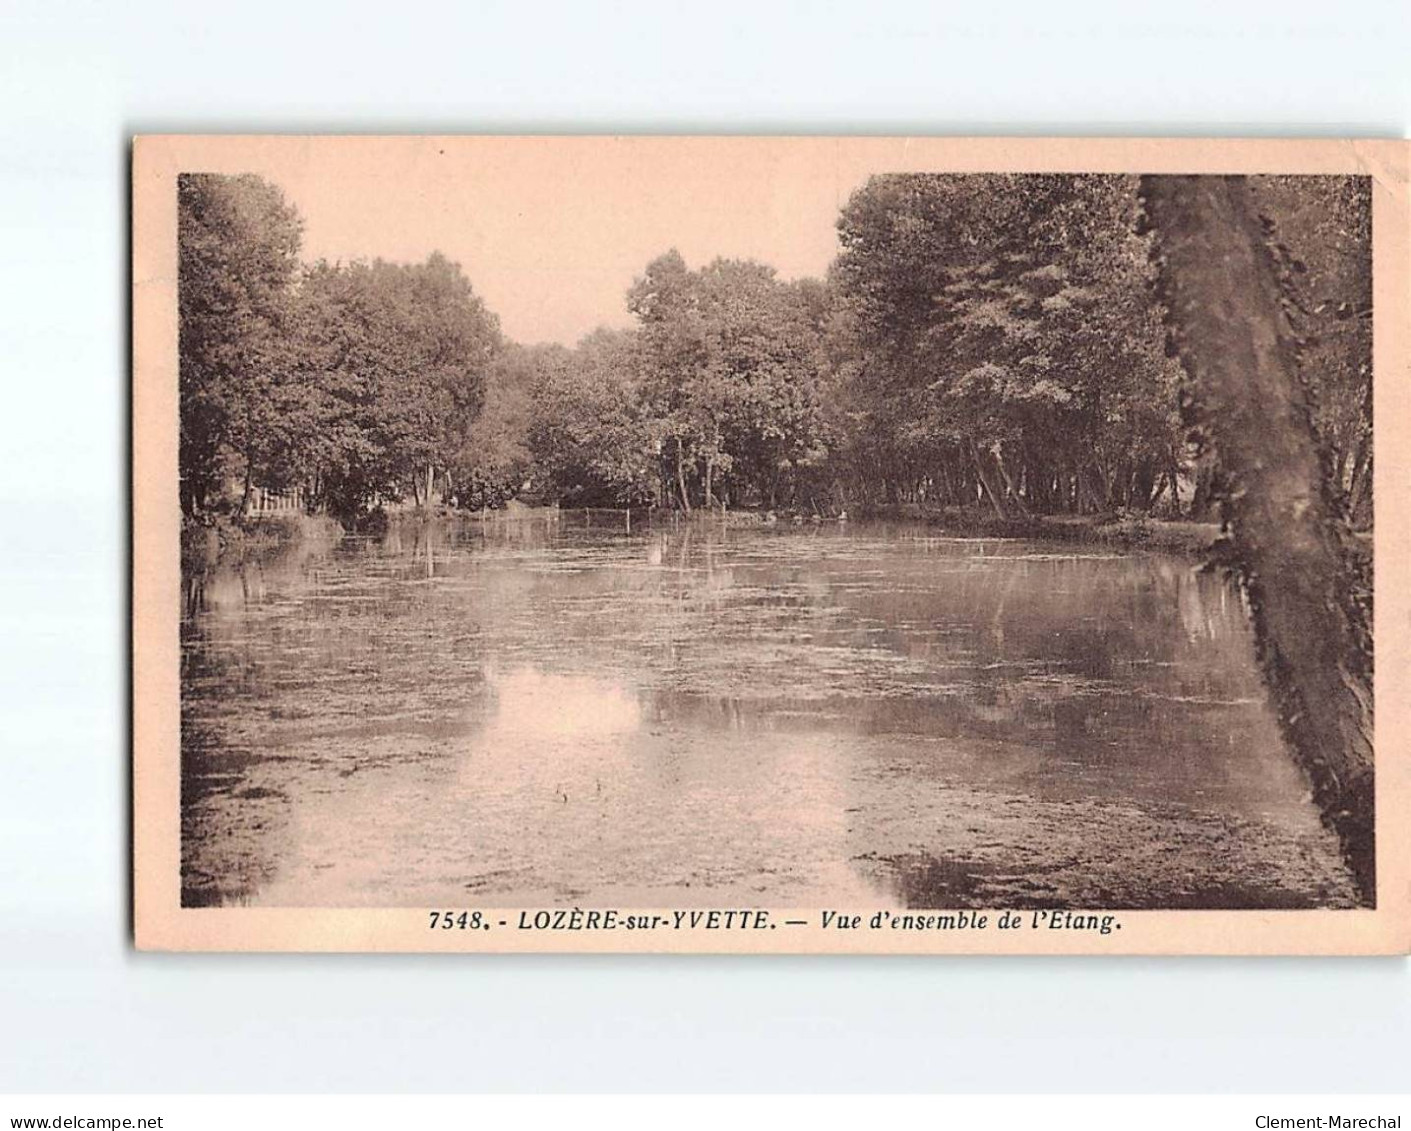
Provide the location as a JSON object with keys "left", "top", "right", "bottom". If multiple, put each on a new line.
{"left": 183, "top": 501, "right": 1356, "bottom": 573}
{"left": 648, "top": 504, "right": 1223, "bottom": 554}
{"left": 181, "top": 512, "right": 345, "bottom": 573}
{"left": 853, "top": 505, "right": 1224, "bottom": 555}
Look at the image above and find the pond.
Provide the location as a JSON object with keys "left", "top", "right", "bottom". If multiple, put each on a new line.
{"left": 180, "top": 515, "right": 1357, "bottom": 909}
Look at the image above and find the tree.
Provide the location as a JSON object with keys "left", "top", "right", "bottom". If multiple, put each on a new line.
{"left": 1250, "top": 176, "right": 1373, "bottom": 527}
{"left": 627, "top": 250, "right": 707, "bottom": 510}
{"left": 830, "top": 173, "right": 1184, "bottom": 519}
{"left": 1141, "top": 174, "right": 1374, "bottom": 903}
{"left": 627, "top": 251, "right": 830, "bottom": 510}
{"left": 449, "top": 343, "right": 538, "bottom": 508}
{"left": 527, "top": 329, "right": 659, "bottom": 506}
{"left": 696, "top": 262, "right": 829, "bottom": 508}
{"left": 177, "top": 173, "right": 303, "bottom": 516}
{"left": 293, "top": 254, "right": 500, "bottom": 521}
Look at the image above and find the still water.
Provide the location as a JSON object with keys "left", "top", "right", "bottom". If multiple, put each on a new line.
{"left": 181, "top": 517, "right": 1357, "bottom": 909}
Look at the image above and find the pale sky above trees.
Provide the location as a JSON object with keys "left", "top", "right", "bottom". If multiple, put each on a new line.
{"left": 213, "top": 138, "right": 880, "bottom": 345}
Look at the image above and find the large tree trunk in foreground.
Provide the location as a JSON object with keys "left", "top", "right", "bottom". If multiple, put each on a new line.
{"left": 1142, "top": 175, "right": 1375, "bottom": 904}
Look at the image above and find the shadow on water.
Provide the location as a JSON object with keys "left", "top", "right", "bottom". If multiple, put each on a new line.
{"left": 178, "top": 516, "right": 1359, "bottom": 909}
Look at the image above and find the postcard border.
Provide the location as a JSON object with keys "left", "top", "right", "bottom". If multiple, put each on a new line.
{"left": 133, "top": 135, "right": 1410, "bottom": 954}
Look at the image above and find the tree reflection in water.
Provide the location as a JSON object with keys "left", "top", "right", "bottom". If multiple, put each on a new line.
{"left": 179, "top": 518, "right": 1359, "bottom": 909}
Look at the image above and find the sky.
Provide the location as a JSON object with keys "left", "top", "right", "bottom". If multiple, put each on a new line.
{"left": 178, "top": 136, "right": 1372, "bottom": 346}
{"left": 215, "top": 138, "right": 886, "bottom": 346}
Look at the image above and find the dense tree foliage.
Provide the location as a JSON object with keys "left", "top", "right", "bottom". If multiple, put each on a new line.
{"left": 293, "top": 253, "right": 499, "bottom": 520}
{"left": 178, "top": 174, "right": 302, "bottom": 515}
{"left": 627, "top": 253, "right": 830, "bottom": 510}
{"left": 527, "top": 330, "right": 658, "bottom": 506}
{"left": 448, "top": 343, "right": 538, "bottom": 509}
{"left": 829, "top": 174, "right": 1185, "bottom": 518}
{"left": 179, "top": 175, "right": 499, "bottom": 524}
{"left": 179, "top": 172, "right": 1371, "bottom": 533}
{"left": 1250, "top": 176, "right": 1373, "bottom": 527}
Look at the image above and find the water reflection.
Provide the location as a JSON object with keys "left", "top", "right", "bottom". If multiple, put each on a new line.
{"left": 181, "top": 519, "right": 1357, "bottom": 909}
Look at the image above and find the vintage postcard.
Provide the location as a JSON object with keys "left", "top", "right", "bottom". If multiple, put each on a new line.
{"left": 133, "top": 136, "right": 1409, "bottom": 953}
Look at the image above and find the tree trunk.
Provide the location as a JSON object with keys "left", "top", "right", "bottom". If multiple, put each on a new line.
{"left": 240, "top": 458, "right": 253, "bottom": 517}
{"left": 1142, "top": 174, "right": 1375, "bottom": 903}
{"left": 1077, "top": 466, "right": 1100, "bottom": 515}
{"left": 1147, "top": 472, "right": 1167, "bottom": 512}
{"left": 675, "top": 438, "right": 691, "bottom": 513}
{"left": 993, "top": 447, "right": 1029, "bottom": 518}
{"left": 1346, "top": 441, "right": 1372, "bottom": 530}
{"left": 1095, "top": 459, "right": 1113, "bottom": 511}
{"left": 937, "top": 463, "right": 954, "bottom": 508}
{"left": 970, "top": 442, "right": 1010, "bottom": 520}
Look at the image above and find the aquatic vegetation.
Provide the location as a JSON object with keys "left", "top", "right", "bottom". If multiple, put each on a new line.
{"left": 180, "top": 521, "right": 1356, "bottom": 909}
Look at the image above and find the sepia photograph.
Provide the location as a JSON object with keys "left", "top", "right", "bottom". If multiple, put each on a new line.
{"left": 131, "top": 136, "right": 1409, "bottom": 953}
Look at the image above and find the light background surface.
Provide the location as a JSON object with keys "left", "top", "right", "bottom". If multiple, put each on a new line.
{"left": 2, "top": 0, "right": 1409, "bottom": 1093}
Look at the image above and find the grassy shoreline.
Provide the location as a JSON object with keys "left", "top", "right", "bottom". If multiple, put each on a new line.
{"left": 181, "top": 512, "right": 345, "bottom": 572}
{"left": 183, "top": 504, "right": 1229, "bottom": 567}
{"left": 847, "top": 505, "right": 1225, "bottom": 556}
